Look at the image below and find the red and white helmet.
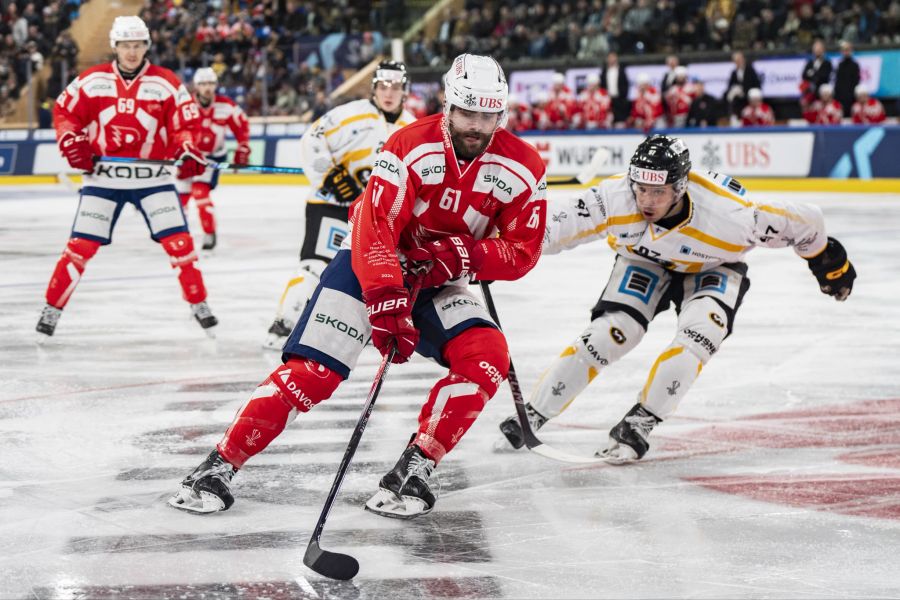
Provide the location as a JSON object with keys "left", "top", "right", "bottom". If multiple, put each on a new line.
{"left": 109, "top": 16, "right": 151, "bottom": 49}
{"left": 443, "top": 54, "right": 508, "bottom": 119}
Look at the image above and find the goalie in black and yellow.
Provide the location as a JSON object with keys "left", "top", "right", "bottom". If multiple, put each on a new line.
{"left": 263, "top": 61, "right": 417, "bottom": 349}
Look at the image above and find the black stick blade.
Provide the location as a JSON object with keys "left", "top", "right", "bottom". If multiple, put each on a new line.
{"left": 303, "top": 540, "right": 360, "bottom": 581}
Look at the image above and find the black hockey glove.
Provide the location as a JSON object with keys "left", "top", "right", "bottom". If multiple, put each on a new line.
{"left": 806, "top": 237, "right": 856, "bottom": 301}
{"left": 322, "top": 164, "right": 363, "bottom": 205}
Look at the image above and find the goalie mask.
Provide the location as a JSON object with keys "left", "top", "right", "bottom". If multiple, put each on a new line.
{"left": 629, "top": 135, "right": 692, "bottom": 198}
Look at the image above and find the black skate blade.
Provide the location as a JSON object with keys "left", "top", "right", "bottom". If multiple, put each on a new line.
{"left": 303, "top": 540, "right": 359, "bottom": 581}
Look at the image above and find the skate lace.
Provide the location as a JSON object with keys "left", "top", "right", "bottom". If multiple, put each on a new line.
{"left": 190, "top": 459, "right": 234, "bottom": 490}
{"left": 40, "top": 306, "right": 61, "bottom": 326}
{"left": 624, "top": 414, "right": 657, "bottom": 441}
{"left": 401, "top": 453, "right": 440, "bottom": 499}
{"left": 192, "top": 302, "right": 213, "bottom": 320}
{"left": 525, "top": 405, "right": 548, "bottom": 430}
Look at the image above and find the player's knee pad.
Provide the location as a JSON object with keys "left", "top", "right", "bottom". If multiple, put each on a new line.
{"left": 191, "top": 182, "right": 212, "bottom": 202}
{"left": 674, "top": 297, "right": 728, "bottom": 364}
{"left": 577, "top": 311, "right": 645, "bottom": 368}
{"left": 63, "top": 237, "right": 101, "bottom": 268}
{"left": 442, "top": 327, "right": 509, "bottom": 397}
{"left": 161, "top": 232, "right": 198, "bottom": 268}
{"left": 268, "top": 357, "right": 343, "bottom": 413}
{"left": 299, "top": 258, "right": 327, "bottom": 279}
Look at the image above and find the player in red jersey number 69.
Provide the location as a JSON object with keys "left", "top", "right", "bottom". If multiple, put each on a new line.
{"left": 36, "top": 16, "right": 217, "bottom": 339}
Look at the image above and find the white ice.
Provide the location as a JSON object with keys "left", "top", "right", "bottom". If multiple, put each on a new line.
{"left": 1, "top": 183, "right": 899, "bottom": 599}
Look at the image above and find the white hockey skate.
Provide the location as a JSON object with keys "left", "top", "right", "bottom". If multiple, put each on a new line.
{"left": 365, "top": 445, "right": 437, "bottom": 519}
{"left": 169, "top": 450, "right": 236, "bottom": 514}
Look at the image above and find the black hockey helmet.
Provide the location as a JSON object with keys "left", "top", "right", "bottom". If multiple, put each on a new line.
{"left": 372, "top": 60, "right": 409, "bottom": 93}
{"left": 629, "top": 134, "right": 691, "bottom": 194}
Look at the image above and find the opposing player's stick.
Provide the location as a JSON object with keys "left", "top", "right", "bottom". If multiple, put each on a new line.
{"left": 546, "top": 144, "right": 611, "bottom": 186}
{"left": 96, "top": 155, "right": 305, "bottom": 175}
{"left": 303, "top": 284, "right": 421, "bottom": 581}
{"left": 479, "top": 281, "right": 611, "bottom": 464}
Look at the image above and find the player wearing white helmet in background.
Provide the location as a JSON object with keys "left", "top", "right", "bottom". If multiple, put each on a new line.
{"left": 36, "top": 15, "right": 217, "bottom": 339}
{"left": 498, "top": 135, "right": 856, "bottom": 462}
{"left": 175, "top": 67, "right": 251, "bottom": 251}
{"left": 262, "top": 60, "right": 416, "bottom": 350}
{"left": 851, "top": 84, "right": 886, "bottom": 124}
{"left": 170, "top": 53, "right": 547, "bottom": 519}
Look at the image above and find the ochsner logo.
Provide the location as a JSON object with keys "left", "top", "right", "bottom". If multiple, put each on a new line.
{"left": 630, "top": 166, "right": 668, "bottom": 184}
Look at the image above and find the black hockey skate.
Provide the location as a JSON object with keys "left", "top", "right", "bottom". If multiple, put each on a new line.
{"left": 168, "top": 450, "right": 237, "bottom": 514}
{"left": 190, "top": 301, "right": 218, "bottom": 335}
{"left": 498, "top": 403, "right": 548, "bottom": 449}
{"left": 597, "top": 403, "right": 662, "bottom": 463}
{"left": 262, "top": 318, "right": 293, "bottom": 351}
{"left": 202, "top": 232, "right": 217, "bottom": 251}
{"left": 36, "top": 304, "right": 62, "bottom": 337}
{"left": 365, "top": 445, "right": 436, "bottom": 519}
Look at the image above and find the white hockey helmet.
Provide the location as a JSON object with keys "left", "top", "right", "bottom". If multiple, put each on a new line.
{"left": 819, "top": 83, "right": 833, "bottom": 97}
{"left": 193, "top": 67, "right": 218, "bottom": 85}
{"left": 585, "top": 72, "right": 600, "bottom": 86}
{"left": 748, "top": 87, "right": 763, "bottom": 100}
{"left": 636, "top": 72, "right": 651, "bottom": 86}
{"left": 443, "top": 54, "right": 508, "bottom": 116}
{"left": 109, "top": 16, "right": 151, "bottom": 49}
{"left": 674, "top": 65, "right": 688, "bottom": 79}
{"left": 854, "top": 83, "right": 868, "bottom": 97}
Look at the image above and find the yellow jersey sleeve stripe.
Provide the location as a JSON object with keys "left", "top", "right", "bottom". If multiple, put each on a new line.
{"left": 608, "top": 213, "right": 644, "bottom": 225}
{"left": 688, "top": 172, "right": 752, "bottom": 207}
{"left": 680, "top": 226, "right": 749, "bottom": 253}
{"left": 324, "top": 113, "right": 381, "bottom": 137}
{"left": 557, "top": 223, "right": 609, "bottom": 246}
{"left": 756, "top": 203, "right": 805, "bottom": 221}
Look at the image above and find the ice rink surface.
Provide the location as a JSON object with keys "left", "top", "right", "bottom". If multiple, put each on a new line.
{"left": 1, "top": 182, "right": 899, "bottom": 599}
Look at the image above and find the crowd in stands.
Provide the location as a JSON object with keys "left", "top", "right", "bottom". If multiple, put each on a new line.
{"left": 0, "top": 0, "right": 82, "bottom": 119}
{"left": 138, "top": 0, "right": 405, "bottom": 118}
{"left": 407, "top": 0, "right": 900, "bottom": 67}
{"left": 500, "top": 40, "right": 888, "bottom": 133}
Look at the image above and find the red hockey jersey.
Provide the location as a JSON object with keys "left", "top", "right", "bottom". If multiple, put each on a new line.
{"left": 54, "top": 61, "right": 200, "bottom": 160}
{"left": 194, "top": 94, "right": 250, "bottom": 156}
{"left": 350, "top": 113, "right": 547, "bottom": 293}
{"left": 741, "top": 103, "right": 775, "bottom": 126}
{"left": 851, "top": 97, "right": 886, "bottom": 124}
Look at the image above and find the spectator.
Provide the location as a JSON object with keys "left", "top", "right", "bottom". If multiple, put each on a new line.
{"left": 803, "top": 83, "right": 843, "bottom": 125}
{"left": 741, "top": 88, "right": 775, "bottom": 126}
{"left": 601, "top": 51, "right": 629, "bottom": 123}
{"left": 756, "top": 8, "right": 779, "bottom": 50}
{"left": 834, "top": 40, "right": 861, "bottom": 116}
{"left": 660, "top": 54, "right": 680, "bottom": 94}
{"left": 724, "top": 51, "right": 761, "bottom": 120}
{"left": 802, "top": 39, "right": 833, "bottom": 99}
{"left": 686, "top": 80, "right": 720, "bottom": 128}
{"left": 577, "top": 23, "right": 609, "bottom": 60}
{"left": 851, "top": 85, "right": 886, "bottom": 124}
{"left": 627, "top": 72, "right": 663, "bottom": 133}
{"left": 664, "top": 65, "right": 695, "bottom": 127}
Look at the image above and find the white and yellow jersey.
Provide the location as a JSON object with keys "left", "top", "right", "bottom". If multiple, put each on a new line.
{"left": 300, "top": 98, "right": 415, "bottom": 203}
{"left": 545, "top": 170, "right": 827, "bottom": 272}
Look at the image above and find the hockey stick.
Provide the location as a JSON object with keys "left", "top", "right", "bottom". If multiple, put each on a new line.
{"left": 546, "top": 144, "right": 611, "bottom": 186}
{"left": 303, "top": 285, "right": 420, "bottom": 581}
{"left": 96, "top": 155, "right": 305, "bottom": 175}
{"left": 480, "top": 281, "right": 611, "bottom": 464}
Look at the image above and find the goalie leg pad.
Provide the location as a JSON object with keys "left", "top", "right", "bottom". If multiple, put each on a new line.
{"left": 45, "top": 237, "right": 101, "bottom": 308}
{"left": 530, "top": 311, "right": 644, "bottom": 418}
{"left": 217, "top": 358, "right": 342, "bottom": 468}
{"left": 161, "top": 232, "right": 207, "bottom": 304}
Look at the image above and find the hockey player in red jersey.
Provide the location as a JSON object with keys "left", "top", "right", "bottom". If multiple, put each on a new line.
{"left": 36, "top": 16, "right": 217, "bottom": 338}
{"left": 740, "top": 88, "right": 775, "bottom": 127}
{"left": 851, "top": 85, "right": 886, "bottom": 124}
{"left": 170, "top": 53, "right": 547, "bottom": 518}
{"left": 573, "top": 73, "right": 612, "bottom": 130}
{"left": 803, "top": 84, "right": 843, "bottom": 125}
{"left": 176, "top": 67, "right": 250, "bottom": 251}
{"left": 627, "top": 73, "right": 664, "bottom": 133}
{"left": 664, "top": 66, "right": 696, "bottom": 127}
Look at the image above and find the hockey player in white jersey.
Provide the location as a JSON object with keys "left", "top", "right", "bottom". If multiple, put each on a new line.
{"left": 262, "top": 60, "right": 416, "bottom": 349}
{"left": 498, "top": 135, "right": 856, "bottom": 461}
